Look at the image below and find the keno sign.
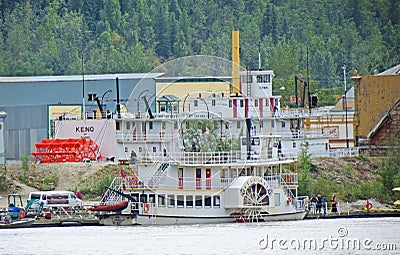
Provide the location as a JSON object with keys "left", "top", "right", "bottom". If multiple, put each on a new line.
{"left": 75, "top": 126, "right": 95, "bottom": 133}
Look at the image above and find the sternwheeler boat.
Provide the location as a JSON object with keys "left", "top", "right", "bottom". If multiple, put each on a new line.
{"left": 51, "top": 67, "right": 311, "bottom": 225}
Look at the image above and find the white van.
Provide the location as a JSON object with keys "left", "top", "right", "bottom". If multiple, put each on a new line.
{"left": 28, "top": 191, "right": 82, "bottom": 209}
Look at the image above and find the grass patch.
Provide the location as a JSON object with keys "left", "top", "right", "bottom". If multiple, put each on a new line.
{"left": 76, "top": 165, "right": 131, "bottom": 199}
{"left": 18, "top": 155, "right": 58, "bottom": 191}
{"left": 0, "top": 165, "right": 13, "bottom": 192}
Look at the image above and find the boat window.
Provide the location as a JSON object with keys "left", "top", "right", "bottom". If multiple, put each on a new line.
{"left": 160, "top": 105, "right": 166, "bottom": 112}
{"left": 238, "top": 169, "right": 245, "bottom": 176}
{"left": 186, "top": 195, "right": 193, "bottom": 208}
{"left": 126, "top": 122, "right": 131, "bottom": 130}
{"left": 158, "top": 194, "right": 165, "bottom": 207}
{"left": 213, "top": 196, "right": 220, "bottom": 208}
{"left": 272, "top": 165, "right": 278, "bottom": 175}
{"left": 149, "top": 122, "right": 153, "bottom": 130}
{"left": 251, "top": 138, "right": 260, "bottom": 145}
{"left": 230, "top": 168, "right": 237, "bottom": 178}
{"left": 256, "top": 167, "right": 262, "bottom": 176}
{"left": 274, "top": 193, "right": 280, "bottom": 206}
{"left": 247, "top": 167, "right": 255, "bottom": 176}
{"left": 196, "top": 168, "right": 201, "bottom": 178}
{"left": 221, "top": 168, "right": 228, "bottom": 178}
{"left": 140, "top": 194, "right": 148, "bottom": 203}
{"left": 204, "top": 196, "right": 212, "bottom": 208}
{"left": 177, "top": 195, "right": 184, "bottom": 208}
{"left": 195, "top": 195, "right": 202, "bottom": 208}
{"left": 168, "top": 194, "right": 175, "bottom": 207}
{"left": 149, "top": 194, "right": 155, "bottom": 204}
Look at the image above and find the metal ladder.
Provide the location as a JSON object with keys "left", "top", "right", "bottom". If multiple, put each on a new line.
{"left": 147, "top": 161, "right": 170, "bottom": 187}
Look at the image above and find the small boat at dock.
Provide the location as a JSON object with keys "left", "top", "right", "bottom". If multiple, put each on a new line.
{"left": 0, "top": 218, "right": 35, "bottom": 228}
{"left": 88, "top": 200, "right": 129, "bottom": 212}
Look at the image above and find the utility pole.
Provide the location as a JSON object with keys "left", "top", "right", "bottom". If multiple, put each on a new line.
{"left": 343, "top": 64, "right": 349, "bottom": 148}
{"left": 82, "top": 54, "right": 85, "bottom": 120}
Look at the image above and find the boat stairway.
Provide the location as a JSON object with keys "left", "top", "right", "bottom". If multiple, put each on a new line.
{"left": 147, "top": 161, "right": 170, "bottom": 187}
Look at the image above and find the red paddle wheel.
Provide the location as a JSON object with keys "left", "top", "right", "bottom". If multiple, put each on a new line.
{"left": 32, "top": 138, "right": 102, "bottom": 163}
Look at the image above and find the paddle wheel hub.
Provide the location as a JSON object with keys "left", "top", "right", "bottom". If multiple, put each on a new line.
{"left": 31, "top": 138, "right": 101, "bottom": 163}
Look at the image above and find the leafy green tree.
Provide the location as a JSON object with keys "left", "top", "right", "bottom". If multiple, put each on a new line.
{"left": 100, "top": 0, "right": 122, "bottom": 32}
{"left": 297, "top": 142, "right": 315, "bottom": 196}
{"left": 181, "top": 119, "right": 239, "bottom": 152}
{"left": 378, "top": 145, "right": 400, "bottom": 202}
{"left": 0, "top": 0, "right": 398, "bottom": 80}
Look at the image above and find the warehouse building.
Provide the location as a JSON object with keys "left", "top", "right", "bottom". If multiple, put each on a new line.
{"left": 0, "top": 73, "right": 163, "bottom": 163}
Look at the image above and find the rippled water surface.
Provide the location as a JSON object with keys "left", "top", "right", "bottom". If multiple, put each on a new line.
{"left": 1, "top": 217, "right": 399, "bottom": 255}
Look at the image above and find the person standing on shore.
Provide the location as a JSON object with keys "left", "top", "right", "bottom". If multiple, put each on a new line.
{"left": 322, "top": 195, "right": 328, "bottom": 217}
{"left": 331, "top": 195, "right": 338, "bottom": 213}
{"left": 77, "top": 190, "right": 83, "bottom": 200}
{"left": 316, "top": 194, "right": 322, "bottom": 216}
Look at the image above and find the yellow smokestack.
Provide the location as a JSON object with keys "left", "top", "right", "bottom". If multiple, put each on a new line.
{"left": 232, "top": 30, "right": 241, "bottom": 96}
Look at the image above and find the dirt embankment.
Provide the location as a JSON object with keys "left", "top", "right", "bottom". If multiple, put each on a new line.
{"left": 310, "top": 156, "right": 381, "bottom": 184}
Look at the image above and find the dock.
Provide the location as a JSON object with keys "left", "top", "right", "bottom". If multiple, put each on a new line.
{"left": 32, "top": 217, "right": 100, "bottom": 227}
{"left": 32, "top": 207, "right": 100, "bottom": 227}
{"left": 306, "top": 208, "right": 400, "bottom": 219}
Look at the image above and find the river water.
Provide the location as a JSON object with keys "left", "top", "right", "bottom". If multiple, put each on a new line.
{"left": 0, "top": 217, "right": 398, "bottom": 255}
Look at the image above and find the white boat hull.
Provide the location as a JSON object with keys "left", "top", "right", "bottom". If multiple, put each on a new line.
{"left": 135, "top": 214, "right": 236, "bottom": 225}
{"left": 261, "top": 210, "right": 308, "bottom": 221}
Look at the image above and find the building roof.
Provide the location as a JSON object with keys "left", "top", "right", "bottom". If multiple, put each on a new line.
{"left": 157, "top": 95, "right": 181, "bottom": 102}
{"left": 378, "top": 64, "right": 400, "bottom": 75}
{"left": 331, "top": 86, "right": 355, "bottom": 111}
{"left": 0, "top": 73, "right": 165, "bottom": 83}
{"left": 155, "top": 76, "right": 231, "bottom": 83}
{"left": 367, "top": 99, "right": 400, "bottom": 140}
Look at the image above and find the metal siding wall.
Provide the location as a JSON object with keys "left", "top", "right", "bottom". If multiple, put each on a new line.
{"left": 19, "top": 129, "right": 29, "bottom": 156}
{"left": 2, "top": 106, "right": 47, "bottom": 129}
{"left": 3, "top": 106, "right": 47, "bottom": 160}
{"left": 5, "top": 129, "right": 18, "bottom": 159}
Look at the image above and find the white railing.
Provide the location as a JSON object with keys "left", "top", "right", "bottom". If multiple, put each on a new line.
{"left": 136, "top": 150, "right": 296, "bottom": 165}
{"left": 138, "top": 176, "right": 236, "bottom": 190}
{"left": 116, "top": 132, "right": 175, "bottom": 142}
{"left": 328, "top": 148, "right": 359, "bottom": 157}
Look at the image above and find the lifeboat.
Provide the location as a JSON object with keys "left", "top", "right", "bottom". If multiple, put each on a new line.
{"left": 88, "top": 200, "right": 129, "bottom": 212}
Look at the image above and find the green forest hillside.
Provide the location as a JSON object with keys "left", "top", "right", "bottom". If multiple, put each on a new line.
{"left": 0, "top": 0, "right": 399, "bottom": 95}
